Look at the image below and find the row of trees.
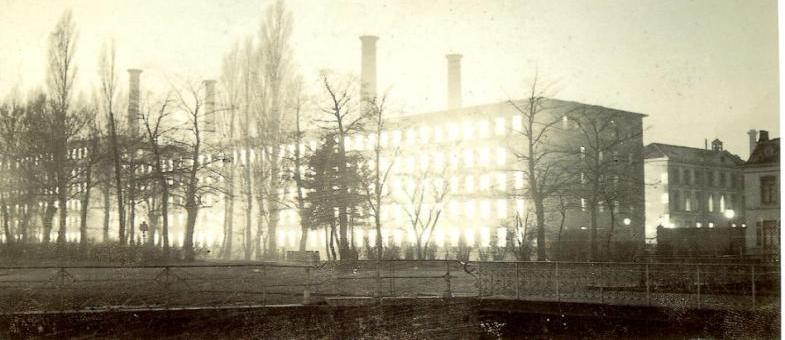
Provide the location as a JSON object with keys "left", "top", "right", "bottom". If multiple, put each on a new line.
{"left": 0, "top": 2, "right": 643, "bottom": 263}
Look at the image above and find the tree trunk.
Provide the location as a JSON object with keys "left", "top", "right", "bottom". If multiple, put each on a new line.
{"left": 42, "top": 202, "right": 56, "bottom": 244}
{"left": 243, "top": 152, "right": 253, "bottom": 261}
{"left": 79, "top": 167, "right": 92, "bottom": 252}
{"left": 102, "top": 185, "right": 110, "bottom": 242}
{"left": 222, "top": 170, "right": 234, "bottom": 259}
{"left": 1, "top": 201, "right": 13, "bottom": 247}
{"left": 184, "top": 205, "right": 197, "bottom": 261}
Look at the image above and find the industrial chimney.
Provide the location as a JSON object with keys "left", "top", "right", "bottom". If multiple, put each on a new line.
{"left": 446, "top": 54, "right": 462, "bottom": 110}
{"left": 360, "top": 35, "right": 378, "bottom": 102}
{"left": 747, "top": 129, "right": 758, "bottom": 155}
{"left": 127, "top": 69, "right": 142, "bottom": 136}
{"left": 203, "top": 79, "right": 217, "bottom": 134}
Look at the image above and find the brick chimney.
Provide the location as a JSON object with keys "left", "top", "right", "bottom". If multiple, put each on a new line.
{"left": 747, "top": 129, "right": 758, "bottom": 154}
{"left": 758, "top": 130, "right": 769, "bottom": 142}
{"left": 203, "top": 79, "right": 217, "bottom": 134}
{"left": 446, "top": 54, "right": 462, "bottom": 110}
{"left": 360, "top": 35, "right": 378, "bottom": 102}
{"left": 127, "top": 69, "right": 142, "bottom": 136}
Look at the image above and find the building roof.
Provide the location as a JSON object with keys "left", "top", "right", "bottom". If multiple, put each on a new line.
{"left": 389, "top": 97, "right": 647, "bottom": 126}
{"left": 745, "top": 138, "right": 779, "bottom": 166}
{"left": 644, "top": 143, "right": 744, "bottom": 166}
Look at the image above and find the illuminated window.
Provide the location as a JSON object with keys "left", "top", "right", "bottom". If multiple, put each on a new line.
{"left": 419, "top": 153, "right": 430, "bottom": 171}
{"left": 450, "top": 176, "right": 460, "bottom": 192}
{"left": 696, "top": 222, "right": 702, "bottom": 228}
{"left": 478, "top": 147, "right": 490, "bottom": 166}
{"left": 380, "top": 131, "right": 389, "bottom": 147}
{"left": 480, "top": 200, "right": 491, "bottom": 218}
{"left": 495, "top": 172, "right": 507, "bottom": 190}
{"left": 478, "top": 120, "right": 490, "bottom": 138}
{"left": 497, "top": 227, "right": 507, "bottom": 247}
{"left": 392, "top": 130, "right": 402, "bottom": 146}
{"left": 514, "top": 172, "right": 524, "bottom": 189}
{"left": 465, "top": 175, "right": 475, "bottom": 193}
{"left": 419, "top": 125, "right": 431, "bottom": 144}
{"left": 515, "top": 199, "right": 525, "bottom": 214}
{"left": 579, "top": 146, "right": 586, "bottom": 159}
{"left": 708, "top": 222, "right": 714, "bottom": 228}
{"left": 512, "top": 114, "right": 522, "bottom": 131}
{"left": 464, "top": 149, "right": 474, "bottom": 168}
{"left": 479, "top": 174, "right": 490, "bottom": 191}
{"left": 581, "top": 198, "right": 587, "bottom": 211}
{"left": 433, "top": 126, "right": 444, "bottom": 143}
{"left": 449, "top": 149, "right": 460, "bottom": 168}
{"left": 708, "top": 194, "right": 714, "bottom": 212}
{"left": 462, "top": 121, "right": 474, "bottom": 140}
{"left": 496, "top": 147, "right": 507, "bottom": 165}
{"left": 719, "top": 195, "right": 725, "bottom": 212}
{"left": 449, "top": 201, "right": 460, "bottom": 216}
{"left": 405, "top": 129, "right": 416, "bottom": 146}
{"left": 495, "top": 117, "right": 506, "bottom": 135}
{"left": 434, "top": 152, "right": 445, "bottom": 169}
{"left": 562, "top": 115, "right": 569, "bottom": 129}
{"left": 496, "top": 199, "right": 507, "bottom": 218}
{"left": 480, "top": 227, "right": 491, "bottom": 247}
{"left": 465, "top": 200, "right": 476, "bottom": 218}
{"left": 448, "top": 123, "right": 460, "bottom": 140}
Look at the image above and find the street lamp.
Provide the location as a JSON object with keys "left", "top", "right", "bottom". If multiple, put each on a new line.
{"left": 623, "top": 218, "right": 631, "bottom": 226}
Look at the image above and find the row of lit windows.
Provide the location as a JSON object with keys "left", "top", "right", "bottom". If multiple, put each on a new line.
{"left": 667, "top": 190, "right": 739, "bottom": 213}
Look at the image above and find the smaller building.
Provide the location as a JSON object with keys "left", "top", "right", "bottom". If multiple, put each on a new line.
{"left": 644, "top": 140, "right": 746, "bottom": 244}
{"left": 742, "top": 130, "right": 780, "bottom": 257}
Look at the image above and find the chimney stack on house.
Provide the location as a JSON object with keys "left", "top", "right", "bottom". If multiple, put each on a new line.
{"left": 747, "top": 129, "right": 758, "bottom": 154}
{"left": 446, "top": 53, "right": 463, "bottom": 110}
{"left": 360, "top": 35, "right": 378, "bottom": 102}
{"left": 127, "top": 69, "right": 142, "bottom": 136}
{"left": 758, "top": 130, "right": 770, "bottom": 142}
{"left": 203, "top": 79, "right": 217, "bottom": 134}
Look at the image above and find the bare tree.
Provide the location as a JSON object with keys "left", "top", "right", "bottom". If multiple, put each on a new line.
{"left": 399, "top": 170, "right": 450, "bottom": 260}
{"left": 46, "top": 9, "right": 80, "bottom": 246}
{"left": 97, "top": 41, "right": 128, "bottom": 245}
{"left": 218, "top": 43, "right": 241, "bottom": 259}
{"left": 561, "top": 105, "right": 643, "bottom": 260}
{"left": 508, "top": 75, "right": 569, "bottom": 260}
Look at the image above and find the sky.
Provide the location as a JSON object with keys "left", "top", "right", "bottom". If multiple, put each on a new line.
{"left": 0, "top": 0, "right": 779, "bottom": 159}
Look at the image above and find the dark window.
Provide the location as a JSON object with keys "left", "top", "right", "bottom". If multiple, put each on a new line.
{"left": 671, "top": 168, "right": 681, "bottom": 185}
{"left": 720, "top": 172, "right": 727, "bottom": 187}
{"left": 672, "top": 191, "right": 681, "bottom": 211}
{"left": 683, "top": 169, "right": 691, "bottom": 185}
{"left": 761, "top": 176, "right": 777, "bottom": 205}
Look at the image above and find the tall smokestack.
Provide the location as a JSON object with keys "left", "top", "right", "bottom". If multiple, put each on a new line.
{"left": 203, "top": 80, "right": 217, "bottom": 134}
{"left": 446, "top": 54, "right": 462, "bottom": 110}
{"left": 127, "top": 69, "right": 142, "bottom": 136}
{"left": 747, "top": 129, "right": 758, "bottom": 155}
{"left": 360, "top": 35, "right": 378, "bottom": 102}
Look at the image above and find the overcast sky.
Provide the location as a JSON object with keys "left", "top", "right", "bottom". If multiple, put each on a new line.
{"left": 0, "top": 0, "right": 778, "bottom": 158}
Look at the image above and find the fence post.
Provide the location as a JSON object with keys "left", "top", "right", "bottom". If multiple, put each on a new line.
{"left": 515, "top": 262, "right": 520, "bottom": 300}
{"left": 262, "top": 265, "right": 267, "bottom": 306}
{"left": 555, "top": 262, "right": 560, "bottom": 302}
{"left": 477, "top": 261, "right": 482, "bottom": 297}
{"left": 751, "top": 264, "right": 756, "bottom": 310}
{"left": 696, "top": 265, "right": 701, "bottom": 308}
{"left": 645, "top": 263, "right": 651, "bottom": 306}
{"left": 443, "top": 261, "right": 452, "bottom": 298}
{"left": 303, "top": 267, "right": 311, "bottom": 305}
{"left": 390, "top": 261, "right": 395, "bottom": 297}
{"left": 599, "top": 263, "right": 604, "bottom": 304}
{"left": 58, "top": 267, "right": 66, "bottom": 311}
